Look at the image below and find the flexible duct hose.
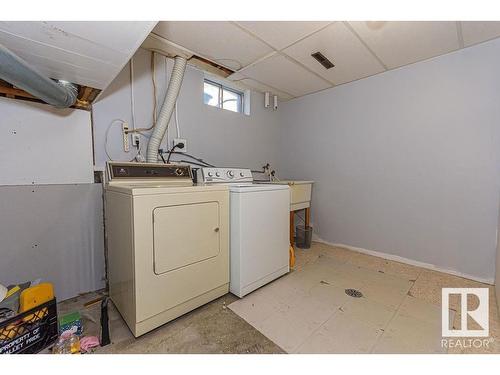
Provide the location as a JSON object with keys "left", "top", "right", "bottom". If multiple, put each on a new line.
{"left": 146, "top": 56, "right": 187, "bottom": 163}
{"left": 0, "top": 44, "right": 78, "bottom": 108}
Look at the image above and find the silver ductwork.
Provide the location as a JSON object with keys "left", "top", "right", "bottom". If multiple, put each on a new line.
{"left": 0, "top": 44, "right": 78, "bottom": 108}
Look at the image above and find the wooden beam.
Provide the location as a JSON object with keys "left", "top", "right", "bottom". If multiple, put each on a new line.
{"left": 0, "top": 85, "right": 36, "bottom": 99}
{"left": 0, "top": 83, "right": 101, "bottom": 111}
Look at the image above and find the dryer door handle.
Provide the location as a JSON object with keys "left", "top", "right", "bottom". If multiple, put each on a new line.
{"left": 214, "top": 227, "right": 220, "bottom": 232}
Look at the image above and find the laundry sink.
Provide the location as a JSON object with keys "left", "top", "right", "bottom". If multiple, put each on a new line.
{"left": 257, "top": 180, "right": 313, "bottom": 211}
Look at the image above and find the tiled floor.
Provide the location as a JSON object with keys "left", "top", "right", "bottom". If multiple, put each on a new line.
{"left": 53, "top": 241, "right": 499, "bottom": 354}
{"left": 229, "top": 242, "right": 500, "bottom": 354}
{"left": 55, "top": 291, "right": 283, "bottom": 354}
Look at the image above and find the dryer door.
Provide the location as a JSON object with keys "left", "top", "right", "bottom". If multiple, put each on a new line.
{"left": 153, "top": 202, "right": 221, "bottom": 274}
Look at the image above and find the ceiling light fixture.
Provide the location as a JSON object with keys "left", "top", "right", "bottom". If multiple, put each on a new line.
{"left": 311, "top": 52, "right": 335, "bottom": 69}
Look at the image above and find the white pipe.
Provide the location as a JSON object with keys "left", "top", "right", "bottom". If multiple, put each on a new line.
{"left": 146, "top": 56, "right": 187, "bottom": 163}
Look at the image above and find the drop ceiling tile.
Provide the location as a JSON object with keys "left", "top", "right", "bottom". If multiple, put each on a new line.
{"left": 240, "top": 53, "right": 331, "bottom": 97}
{"left": 0, "top": 31, "right": 120, "bottom": 89}
{"left": 235, "top": 21, "right": 331, "bottom": 50}
{"left": 461, "top": 21, "right": 500, "bottom": 47}
{"left": 47, "top": 21, "right": 157, "bottom": 55}
{"left": 228, "top": 72, "right": 294, "bottom": 101}
{"left": 283, "top": 22, "right": 385, "bottom": 86}
{"left": 0, "top": 22, "right": 127, "bottom": 66}
{"left": 3, "top": 44, "right": 112, "bottom": 88}
{"left": 152, "top": 21, "right": 273, "bottom": 71}
{"left": 349, "top": 21, "right": 460, "bottom": 69}
{"left": 0, "top": 21, "right": 154, "bottom": 90}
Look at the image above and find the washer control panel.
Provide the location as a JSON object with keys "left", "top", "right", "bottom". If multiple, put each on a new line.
{"left": 201, "top": 168, "right": 253, "bottom": 183}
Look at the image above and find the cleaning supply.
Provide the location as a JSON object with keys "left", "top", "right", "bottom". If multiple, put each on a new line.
{"left": 0, "top": 284, "right": 7, "bottom": 302}
{"left": 80, "top": 336, "right": 100, "bottom": 353}
{"left": 0, "top": 282, "right": 43, "bottom": 342}
{"left": 19, "top": 282, "right": 54, "bottom": 322}
{"left": 0, "top": 282, "right": 31, "bottom": 320}
{"left": 289, "top": 245, "right": 296, "bottom": 269}
{"left": 5, "top": 285, "right": 21, "bottom": 299}
{"left": 59, "top": 311, "right": 82, "bottom": 336}
{"left": 19, "top": 283, "right": 54, "bottom": 312}
{"left": 67, "top": 333, "right": 81, "bottom": 354}
{"left": 52, "top": 337, "right": 70, "bottom": 354}
{"left": 52, "top": 332, "right": 80, "bottom": 354}
{"left": 0, "top": 280, "right": 59, "bottom": 354}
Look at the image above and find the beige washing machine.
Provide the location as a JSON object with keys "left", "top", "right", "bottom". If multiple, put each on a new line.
{"left": 105, "top": 162, "right": 229, "bottom": 337}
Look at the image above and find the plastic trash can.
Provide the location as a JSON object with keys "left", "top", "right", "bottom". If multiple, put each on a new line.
{"left": 295, "top": 225, "right": 312, "bottom": 249}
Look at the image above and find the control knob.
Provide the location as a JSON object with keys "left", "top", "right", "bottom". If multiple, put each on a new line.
{"left": 227, "top": 170, "right": 234, "bottom": 178}
{"left": 175, "top": 168, "right": 183, "bottom": 176}
{"left": 215, "top": 172, "right": 220, "bottom": 177}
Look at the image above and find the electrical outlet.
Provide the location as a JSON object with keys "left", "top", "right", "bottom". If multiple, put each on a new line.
{"left": 122, "top": 122, "right": 130, "bottom": 152}
{"left": 173, "top": 138, "right": 187, "bottom": 153}
{"left": 132, "top": 134, "right": 140, "bottom": 148}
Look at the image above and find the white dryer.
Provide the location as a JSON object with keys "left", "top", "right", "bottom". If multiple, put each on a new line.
{"left": 200, "top": 168, "right": 290, "bottom": 297}
{"left": 105, "top": 162, "right": 229, "bottom": 337}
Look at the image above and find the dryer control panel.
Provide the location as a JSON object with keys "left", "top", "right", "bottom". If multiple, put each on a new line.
{"left": 107, "top": 162, "right": 192, "bottom": 182}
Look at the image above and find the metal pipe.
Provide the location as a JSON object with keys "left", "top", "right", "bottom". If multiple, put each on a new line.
{"left": 0, "top": 44, "right": 78, "bottom": 108}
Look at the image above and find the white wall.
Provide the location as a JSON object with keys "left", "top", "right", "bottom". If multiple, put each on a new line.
{"left": 0, "top": 97, "right": 94, "bottom": 185}
{"left": 278, "top": 39, "right": 500, "bottom": 283}
{"left": 92, "top": 48, "right": 281, "bottom": 172}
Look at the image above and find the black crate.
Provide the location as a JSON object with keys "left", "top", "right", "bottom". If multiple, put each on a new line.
{"left": 0, "top": 298, "right": 58, "bottom": 354}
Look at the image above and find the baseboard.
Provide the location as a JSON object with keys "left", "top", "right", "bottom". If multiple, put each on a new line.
{"left": 312, "top": 235, "right": 494, "bottom": 285}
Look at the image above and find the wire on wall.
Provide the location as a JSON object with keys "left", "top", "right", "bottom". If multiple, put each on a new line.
{"left": 104, "top": 119, "right": 142, "bottom": 162}
{"left": 164, "top": 55, "right": 170, "bottom": 149}
{"left": 152, "top": 51, "right": 157, "bottom": 128}
{"left": 129, "top": 59, "right": 136, "bottom": 130}
{"left": 160, "top": 150, "right": 216, "bottom": 168}
{"left": 127, "top": 52, "right": 156, "bottom": 134}
{"left": 175, "top": 102, "right": 181, "bottom": 139}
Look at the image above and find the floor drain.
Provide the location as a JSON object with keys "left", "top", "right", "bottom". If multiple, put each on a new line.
{"left": 345, "top": 288, "right": 363, "bottom": 298}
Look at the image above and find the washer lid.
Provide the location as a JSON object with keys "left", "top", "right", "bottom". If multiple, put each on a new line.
{"left": 229, "top": 184, "right": 289, "bottom": 193}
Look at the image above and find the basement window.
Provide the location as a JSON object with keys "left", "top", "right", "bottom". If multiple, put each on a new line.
{"left": 203, "top": 79, "right": 244, "bottom": 114}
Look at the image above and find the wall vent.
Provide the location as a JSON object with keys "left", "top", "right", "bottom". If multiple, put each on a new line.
{"left": 311, "top": 52, "right": 335, "bottom": 69}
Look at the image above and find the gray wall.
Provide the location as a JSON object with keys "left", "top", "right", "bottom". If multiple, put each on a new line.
{"left": 0, "top": 184, "right": 105, "bottom": 301}
{"left": 277, "top": 39, "right": 500, "bottom": 282}
{"left": 497, "top": 194, "right": 500, "bottom": 308}
{"left": 92, "top": 48, "right": 281, "bottom": 172}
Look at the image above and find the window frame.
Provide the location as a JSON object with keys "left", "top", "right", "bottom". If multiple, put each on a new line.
{"left": 221, "top": 84, "right": 243, "bottom": 113}
{"left": 203, "top": 76, "right": 250, "bottom": 116}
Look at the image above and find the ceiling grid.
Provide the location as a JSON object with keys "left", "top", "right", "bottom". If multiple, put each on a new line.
{"left": 148, "top": 21, "right": 500, "bottom": 101}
